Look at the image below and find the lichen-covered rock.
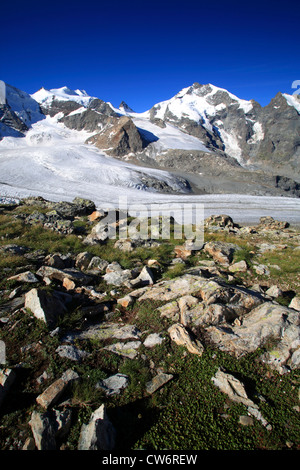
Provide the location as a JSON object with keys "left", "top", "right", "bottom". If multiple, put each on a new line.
{"left": 207, "top": 303, "right": 300, "bottom": 373}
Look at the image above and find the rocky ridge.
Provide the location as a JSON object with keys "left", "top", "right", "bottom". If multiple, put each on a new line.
{"left": 0, "top": 197, "right": 299, "bottom": 450}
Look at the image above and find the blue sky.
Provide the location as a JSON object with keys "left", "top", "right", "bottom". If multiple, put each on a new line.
{"left": 1, "top": 0, "right": 299, "bottom": 112}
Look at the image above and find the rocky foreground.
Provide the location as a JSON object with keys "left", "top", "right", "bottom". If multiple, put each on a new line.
{"left": 0, "top": 197, "right": 299, "bottom": 450}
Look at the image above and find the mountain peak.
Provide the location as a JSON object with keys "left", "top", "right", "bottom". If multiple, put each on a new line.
{"left": 119, "top": 101, "right": 134, "bottom": 113}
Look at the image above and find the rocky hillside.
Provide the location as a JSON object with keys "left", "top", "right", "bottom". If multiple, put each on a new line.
{"left": 0, "top": 197, "right": 299, "bottom": 450}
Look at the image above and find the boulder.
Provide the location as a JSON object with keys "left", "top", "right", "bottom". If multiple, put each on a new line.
{"left": 204, "top": 214, "right": 236, "bottom": 229}
{"left": 29, "top": 410, "right": 56, "bottom": 450}
{"left": 265, "top": 285, "right": 283, "bottom": 298}
{"left": 258, "top": 216, "right": 289, "bottom": 230}
{"left": 168, "top": 323, "right": 204, "bottom": 355}
{"left": 143, "top": 333, "right": 165, "bottom": 348}
{"left": 78, "top": 404, "right": 116, "bottom": 450}
{"left": 64, "top": 323, "right": 141, "bottom": 343}
{"left": 7, "top": 271, "right": 39, "bottom": 283}
{"left": 87, "top": 256, "right": 109, "bottom": 273}
{"left": 36, "top": 265, "right": 92, "bottom": 286}
{"left": 55, "top": 345, "right": 89, "bottom": 362}
{"left": 289, "top": 296, "right": 300, "bottom": 311}
{"left": 212, "top": 369, "right": 271, "bottom": 429}
{"left": 103, "top": 262, "right": 133, "bottom": 286}
{"left": 207, "top": 302, "right": 300, "bottom": 373}
{"left": 204, "top": 241, "right": 241, "bottom": 265}
{"left": 114, "top": 239, "right": 135, "bottom": 252}
{"left": 96, "top": 373, "right": 129, "bottom": 396}
{"left": 117, "top": 295, "right": 134, "bottom": 308}
{"left": 75, "top": 252, "right": 93, "bottom": 271}
{"left": 228, "top": 260, "right": 248, "bottom": 273}
{"left": 25, "top": 288, "right": 67, "bottom": 328}
{"left": 36, "top": 369, "right": 79, "bottom": 409}
{"left": 104, "top": 341, "right": 141, "bottom": 359}
{"left": 129, "top": 266, "right": 154, "bottom": 288}
{"left": 146, "top": 373, "right": 173, "bottom": 394}
{"left": 29, "top": 408, "right": 72, "bottom": 450}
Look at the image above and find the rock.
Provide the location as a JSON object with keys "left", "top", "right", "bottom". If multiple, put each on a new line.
{"left": 83, "top": 222, "right": 111, "bottom": 245}
{"left": 146, "top": 372, "right": 173, "bottom": 394}
{"left": 178, "top": 295, "right": 200, "bottom": 325}
{"left": 53, "top": 408, "right": 72, "bottom": 439}
{"left": 55, "top": 345, "right": 89, "bottom": 362}
{"left": 204, "top": 214, "right": 236, "bottom": 229}
{"left": 289, "top": 297, "right": 300, "bottom": 311}
{"left": 78, "top": 404, "right": 116, "bottom": 450}
{"left": 44, "top": 253, "right": 70, "bottom": 269}
{"left": 129, "top": 266, "right": 155, "bottom": 288}
{"left": 0, "top": 244, "right": 28, "bottom": 255}
{"left": 62, "top": 277, "right": 76, "bottom": 291}
{"left": 212, "top": 368, "right": 271, "bottom": 429}
{"left": 158, "top": 300, "right": 180, "bottom": 321}
{"left": 258, "top": 243, "right": 282, "bottom": 253}
{"left": 0, "top": 296, "right": 25, "bottom": 316}
{"left": 88, "top": 210, "right": 106, "bottom": 222}
{"left": 204, "top": 241, "right": 241, "bottom": 265}
{"left": 22, "top": 437, "right": 36, "bottom": 450}
{"left": 168, "top": 323, "right": 204, "bottom": 355}
{"left": 96, "top": 373, "right": 129, "bottom": 396}
{"left": 8, "top": 286, "right": 22, "bottom": 299}
{"left": 114, "top": 239, "right": 135, "bottom": 252}
{"left": 228, "top": 260, "right": 248, "bottom": 273}
{"left": 86, "top": 115, "right": 147, "bottom": 157}
{"left": 72, "top": 197, "right": 96, "bottom": 216}
{"left": 75, "top": 252, "right": 93, "bottom": 271}
{"left": 265, "top": 285, "right": 283, "bottom": 298}
{"left": 36, "top": 265, "right": 92, "bottom": 286}
{"left": 0, "top": 368, "right": 16, "bottom": 407}
{"left": 137, "top": 274, "right": 209, "bottom": 303}
{"left": 29, "top": 408, "right": 72, "bottom": 450}
{"left": 117, "top": 295, "right": 134, "bottom": 308}
{"left": 65, "top": 323, "right": 141, "bottom": 343}
{"left": 24, "top": 288, "right": 67, "bottom": 328}
{"left": 207, "top": 302, "right": 300, "bottom": 373}
{"left": 103, "top": 263, "right": 133, "bottom": 286}
{"left": 254, "top": 264, "right": 270, "bottom": 276}
{"left": 36, "top": 369, "right": 79, "bottom": 409}
{"left": 104, "top": 341, "right": 141, "bottom": 359}
{"left": 239, "top": 415, "right": 254, "bottom": 426}
{"left": 29, "top": 410, "right": 56, "bottom": 450}
{"left": 143, "top": 333, "right": 164, "bottom": 348}
{"left": 174, "top": 245, "right": 192, "bottom": 260}
{"left": 199, "top": 280, "right": 232, "bottom": 305}
{"left": 258, "top": 216, "right": 289, "bottom": 230}
{"left": 87, "top": 257, "right": 109, "bottom": 273}
{"left": 7, "top": 271, "right": 39, "bottom": 283}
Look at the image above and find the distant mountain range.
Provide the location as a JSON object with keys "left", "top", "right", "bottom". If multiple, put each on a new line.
{"left": 0, "top": 81, "right": 300, "bottom": 200}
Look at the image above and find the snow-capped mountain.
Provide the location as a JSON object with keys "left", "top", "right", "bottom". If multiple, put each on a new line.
{"left": 0, "top": 80, "right": 300, "bottom": 209}
{"left": 0, "top": 83, "right": 44, "bottom": 139}
{"left": 144, "top": 82, "right": 300, "bottom": 180}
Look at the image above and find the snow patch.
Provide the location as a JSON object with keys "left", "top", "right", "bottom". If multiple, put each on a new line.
{"left": 283, "top": 93, "right": 300, "bottom": 114}
{"left": 247, "top": 122, "right": 264, "bottom": 144}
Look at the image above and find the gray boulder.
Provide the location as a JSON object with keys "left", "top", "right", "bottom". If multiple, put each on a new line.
{"left": 78, "top": 404, "right": 116, "bottom": 450}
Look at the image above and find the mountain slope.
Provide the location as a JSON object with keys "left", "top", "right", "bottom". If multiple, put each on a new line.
{"left": 143, "top": 83, "right": 300, "bottom": 180}
{"left": 0, "top": 80, "right": 300, "bottom": 208}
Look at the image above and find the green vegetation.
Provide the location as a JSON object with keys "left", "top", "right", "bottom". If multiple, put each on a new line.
{"left": 0, "top": 201, "right": 299, "bottom": 450}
